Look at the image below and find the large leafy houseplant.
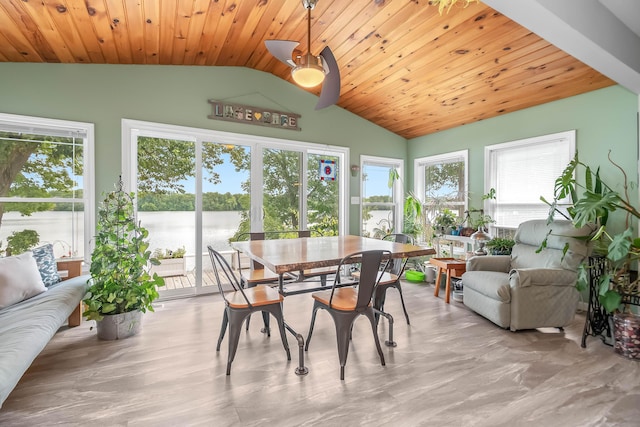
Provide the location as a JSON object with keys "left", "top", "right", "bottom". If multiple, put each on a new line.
{"left": 388, "top": 168, "right": 423, "bottom": 240}
{"left": 84, "top": 178, "right": 164, "bottom": 322}
{"left": 542, "top": 152, "right": 640, "bottom": 314}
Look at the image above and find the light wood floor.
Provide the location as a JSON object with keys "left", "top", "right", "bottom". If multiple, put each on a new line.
{"left": 1, "top": 281, "right": 639, "bottom": 426}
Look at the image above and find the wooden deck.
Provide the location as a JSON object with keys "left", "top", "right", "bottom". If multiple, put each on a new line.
{"left": 162, "top": 270, "right": 218, "bottom": 290}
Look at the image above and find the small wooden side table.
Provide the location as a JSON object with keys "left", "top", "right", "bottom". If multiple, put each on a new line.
{"left": 57, "top": 258, "right": 84, "bottom": 327}
{"left": 429, "top": 257, "right": 467, "bottom": 304}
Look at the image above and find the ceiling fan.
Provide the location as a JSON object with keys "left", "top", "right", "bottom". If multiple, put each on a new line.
{"left": 265, "top": 0, "right": 340, "bottom": 110}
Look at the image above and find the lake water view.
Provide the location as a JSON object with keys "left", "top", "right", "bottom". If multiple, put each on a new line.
{"left": 0, "top": 211, "right": 242, "bottom": 262}
{"left": 1, "top": 210, "right": 388, "bottom": 266}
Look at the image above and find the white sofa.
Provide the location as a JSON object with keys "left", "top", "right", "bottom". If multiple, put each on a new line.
{"left": 0, "top": 252, "right": 88, "bottom": 408}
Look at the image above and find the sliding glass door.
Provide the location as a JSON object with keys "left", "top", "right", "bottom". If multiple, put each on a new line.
{"left": 124, "top": 120, "right": 347, "bottom": 297}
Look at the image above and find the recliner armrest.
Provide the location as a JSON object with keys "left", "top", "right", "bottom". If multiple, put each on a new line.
{"left": 466, "top": 255, "right": 511, "bottom": 273}
{"left": 509, "top": 267, "right": 577, "bottom": 288}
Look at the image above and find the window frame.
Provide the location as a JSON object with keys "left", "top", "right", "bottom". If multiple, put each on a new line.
{"left": 360, "top": 155, "right": 403, "bottom": 236}
{"left": 0, "top": 112, "right": 95, "bottom": 262}
{"left": 414, "top": 149, "right": 469, "bottom": 225}
{"left": 484, "top": 130, "right": 576, "bottom": 232}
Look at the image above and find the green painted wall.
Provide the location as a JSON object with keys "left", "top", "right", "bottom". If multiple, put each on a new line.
{"left": 0, "top": 63, "right": 406, "bottom": 234}
{"left": 1, "top": 63, "right": 637, "bottom": 236}
{"left": 408, "top": 85, "right": 639, "bottom": 235}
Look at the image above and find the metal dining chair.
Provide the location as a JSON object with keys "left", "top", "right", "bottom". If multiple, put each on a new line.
{"left": 305, "top": 250, "right": 390, "bottom": 380}
{"left": 377, "top": 233, "right": 414, "bottom": 325}
{"left": 207, "top": 246, "right": 290, "bottom": 375}
{"left": 235, "top": 231, "right": 302, "bottom": 333}
{"left": 351, "top": 233, "right": 413, "bottom": 325}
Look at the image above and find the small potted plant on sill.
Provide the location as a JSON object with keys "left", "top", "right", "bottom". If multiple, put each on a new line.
{"left": 543, "top": 152, "right": 640, "bottom": 359}
{"left": 434, "top": 208, "right": 457, "bottom": 236}
{"left": 83, "top": 177, "right": 165, "bottom": 340}
{"left": 150, "top": 247, "right": 188, "bottom": 277}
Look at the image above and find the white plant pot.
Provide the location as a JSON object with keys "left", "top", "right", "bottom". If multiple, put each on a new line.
{"left": 96, "top": 310, "right": 143, "bottom": 340}
{"left": 150, "top": 257, "right": 187, "bottom": 277}
{"left": 424, "top": 266, "right": 436, "bottom": 283}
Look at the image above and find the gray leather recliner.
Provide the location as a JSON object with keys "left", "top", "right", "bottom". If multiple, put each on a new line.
{"left": 461, "top": 220, "right": 593, "bottom": 331}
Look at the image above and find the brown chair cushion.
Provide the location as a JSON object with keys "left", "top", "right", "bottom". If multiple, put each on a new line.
{"left": 226, "top": 285, "right": 283, "bottom": 308}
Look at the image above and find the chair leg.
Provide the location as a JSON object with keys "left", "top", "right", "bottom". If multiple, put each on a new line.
{"left": 373, "top": 286, "right": 388, "bottom": 325}
{"left": 364, "top": 309, "right": 386, "bottom": 367}
{"left": 305, "top": 300, "right": 322, "bottom": 351}
{"left": 225, "top": 309, "right": 250, "bottom": 375}
{"left": 263, "top": 304, "right": 291, "bottom": 361}
{"left": 395, "top": 282, "right": 411, "bottom": 325}
{"left": 262, "top": 311, "right": 271, "bottom": 336}
{"left": 332, "top": 312, "right": 355, "bottom": 380}
{"left": 243, "top": 310, "right": 271, "bottom": 335}
{"left": 216, "top": 309, "right": 229, "bottom": 351}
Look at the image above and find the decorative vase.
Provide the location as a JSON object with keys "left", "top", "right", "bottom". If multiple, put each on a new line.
{"left": 612, "top": 312, "right": 640, "bottom": 360}
{"left": 96, "top": 310, "right": 143, "bottom": 340}
{"left": 424, "top": 266, "right": 436, "bottom": 283}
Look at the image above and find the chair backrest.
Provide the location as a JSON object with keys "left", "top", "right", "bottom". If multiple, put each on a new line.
{"left": 382, "top": 233, "right": 414, "bottom": 275}
{"left": 511, "top": 220, "right": 593, "bottom": 271}
{"left": 208, "top": 246, "right": 251, "bottom": 307}
{"left": 329, "top": 250, "right": 391, "bottom": 311}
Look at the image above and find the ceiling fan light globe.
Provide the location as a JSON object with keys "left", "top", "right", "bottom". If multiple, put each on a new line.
{"left": 292, "top": 54, "right": 325, "bottom": 88}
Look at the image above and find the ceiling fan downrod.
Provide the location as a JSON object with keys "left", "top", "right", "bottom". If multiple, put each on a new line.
{"left": 292, "top": 0, "right": 325, "bottom": 88}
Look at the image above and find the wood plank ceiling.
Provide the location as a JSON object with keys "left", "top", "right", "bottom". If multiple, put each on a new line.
{"left": 0, "top": 0, "right": 615, "bottom": 139}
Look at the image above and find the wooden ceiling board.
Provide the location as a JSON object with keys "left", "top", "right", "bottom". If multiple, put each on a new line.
{"left": 103, "top": 0, "right": 134, "bottom": 63}
{"left": 337, "top": 6, "right": 485, "bottom": 104}
{"left": 140, "top": 0, "right": 160, "bottom": 64}
{"left": 80, "top": 0, "right": 121, "bottom": 64}
{"left": 244, "top": 0, "right": 302, "bottom": 69}
{"left": 45, "top": 0, "right": 93, "bottom": 63}
{"left": 66, "top": 0, "right": 107, "bottom": 62}
{"left": 0, "top": 0, "right": 616, "bottom": 139}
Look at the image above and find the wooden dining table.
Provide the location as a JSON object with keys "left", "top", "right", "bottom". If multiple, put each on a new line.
{"left": 231, "top": 235, "right": 435, "bottom": 375}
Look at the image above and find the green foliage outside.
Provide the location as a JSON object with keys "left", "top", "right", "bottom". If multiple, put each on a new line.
{"left": 135, "top": 139, "right": 339, "bottom": 241}
{"left": 1, "top": 133, "right": 340, "bottom": 255}
{"left": 0, "top": 132, "right": 83, "bottom": 234}
{"left": 4, "top": 229, "right": 40, "bottom": 256}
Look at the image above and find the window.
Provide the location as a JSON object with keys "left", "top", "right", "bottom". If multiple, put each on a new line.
{"left": 485, "top": 130, "right": 575, "bottom": 233}
{"left": 414, "top": 150, "right": 468, "bottom": 229}
{"left": 0, "top": 113, "right": 94, "bottom": 261}
{"left": 361, "top": 156, "right": 403, "bottom": 238}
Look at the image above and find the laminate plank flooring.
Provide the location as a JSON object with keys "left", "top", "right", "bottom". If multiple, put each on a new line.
{"left": 1, "top": 281, "right": 639, "bottom": 426}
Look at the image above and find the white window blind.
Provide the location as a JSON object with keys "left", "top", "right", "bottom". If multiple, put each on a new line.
{"left": 486, "top": 130, "right": 575, "bottom": 229}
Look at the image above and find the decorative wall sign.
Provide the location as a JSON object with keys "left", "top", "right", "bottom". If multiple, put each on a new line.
{"left": 319, "top": 159, "right": 336, "bottom": 181}
{"left": 208, "top": 99, "right": 301, "bottom": 131}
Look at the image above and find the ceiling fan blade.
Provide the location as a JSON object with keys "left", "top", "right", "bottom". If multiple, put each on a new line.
{"left": 265, "top": 40, "right": 299, "bottom": 67}
{"left": 316, "top": 46, "right": 340, "bottom": 110}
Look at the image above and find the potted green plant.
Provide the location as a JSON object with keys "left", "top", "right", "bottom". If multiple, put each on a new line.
{"left": 388, "top": 168, "right": 424, "bottom": 241}
{"left": 150, "top": 247, "right": 188, "bottom": 277}
{"left": 543, "top": 152, "right": 640, "bottom": 359}
{"left": 485, "top": 237, "right": 515, "bottom": 255}
{"left": 83, "top": 178, "right": 165, "bottom": 340}
{"left": 434, "top": 208, "right": 457, "bottom": 235}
